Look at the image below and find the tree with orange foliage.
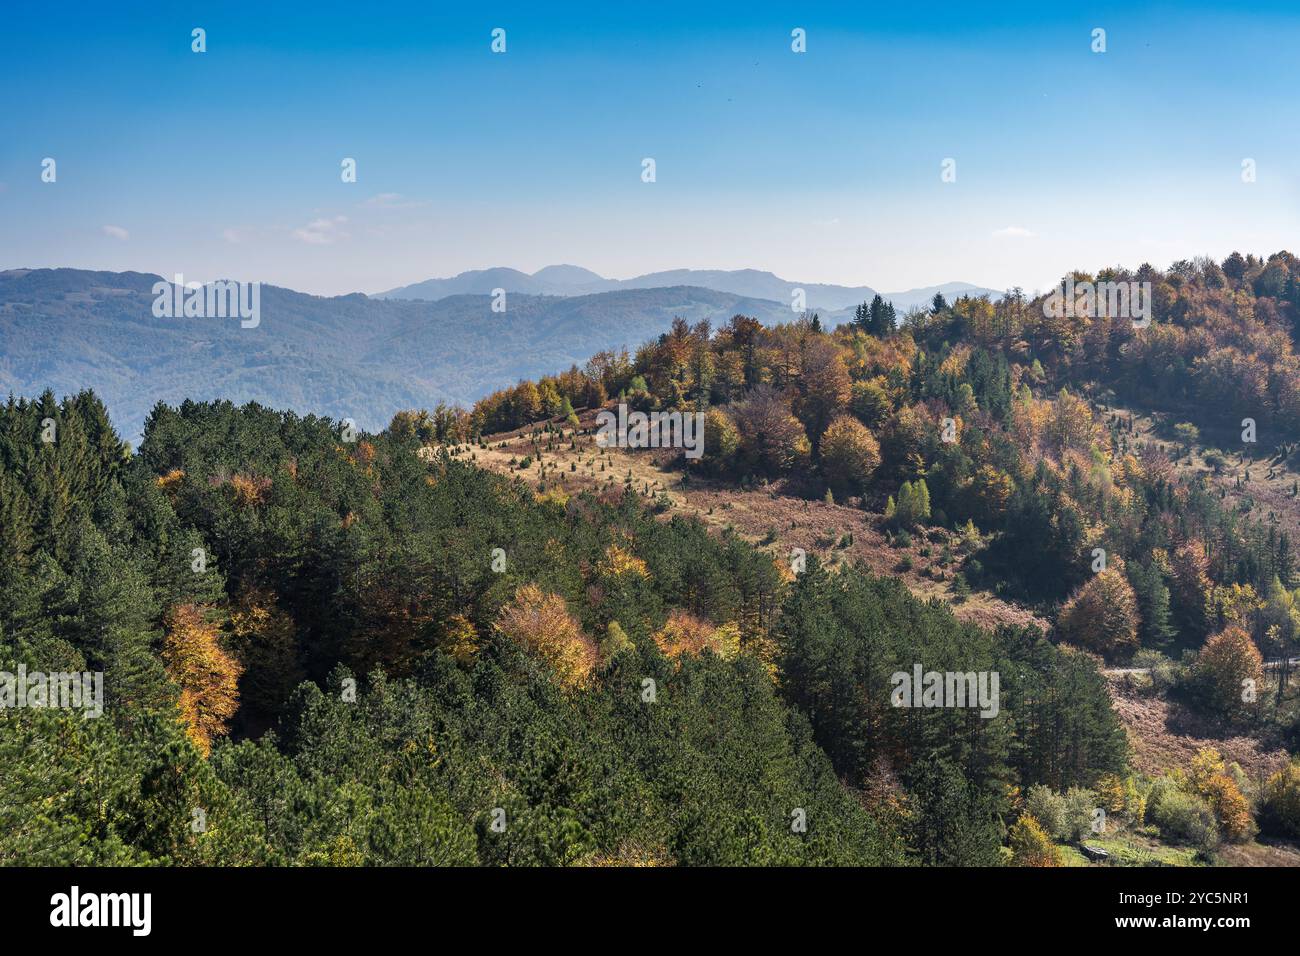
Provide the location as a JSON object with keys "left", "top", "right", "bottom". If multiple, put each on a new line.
{"left": 1056, "top": 569, "right": 1139, "bottom": 655}
{"left": 494, "top": 584, "right": 597, "bottom": 689}
{"left": 228, "top": 473, "right": 270, "bottom": 508}
{"left": 651, "top": 610, "right": 739, "bottom": 660}
{"left": 1191, "top": 627, "right": 1263, "bottom": 719}
{"left": 794, "top": 337, "right": 852, "bottom": 452}
{"left": 1188, "top": 748, "right": 1254, "bottom": 841}
{"left": 162, "top": 603, "right": 243, "bottom": 756}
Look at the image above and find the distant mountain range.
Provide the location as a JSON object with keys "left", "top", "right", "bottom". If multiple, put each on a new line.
{"left": 376, "top": 265, "right": 1002, "bottom": 313}
{"left": 0, "top": 269, "right": 795, "bottom": 443}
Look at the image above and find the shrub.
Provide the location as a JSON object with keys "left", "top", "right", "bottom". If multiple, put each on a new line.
{"left": 1148, "top": 780, "right": 1219, "bottom": 849}
{"left": 1009, "top": 814, "right": 1060, "bottom": 867}
{"left": 1063, "top": 787, "right": 1098, "bottom": 841}
{"left": 1132, "top": 648, "right": 1179, "bottom": 694}
{"left": 1024, "top": 785, "right": 1067, "bottom": 840}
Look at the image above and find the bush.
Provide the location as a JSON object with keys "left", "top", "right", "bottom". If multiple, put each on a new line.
{"left": 1063, "top": 787, "right": 1098, "bottom": 841}
{"left": 1148, "top": 780, "right": 1219, "bottom": 849}
{"left": 1132, "top": 648, "right": 1179, "bottom": 694}
{"left": 1024, "top": 785, "right": 1067, "bottom": 840}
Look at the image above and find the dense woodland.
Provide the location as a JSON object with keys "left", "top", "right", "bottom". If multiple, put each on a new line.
{"left": 4, "top": 250, "right": 1300, "bottom": 866}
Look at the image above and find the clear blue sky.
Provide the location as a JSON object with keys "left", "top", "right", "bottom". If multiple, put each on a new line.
{"left": 2, "top": 1, "right": 1297, "bottom": 296}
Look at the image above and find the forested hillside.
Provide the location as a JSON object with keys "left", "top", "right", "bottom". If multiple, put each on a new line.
{"left": 2, "top": 390, "right": 1133, "bottom": 866}
{"left": 4, "top": 250, "right": 1300, "bottom": 867}
{"left": 463, "top": 251, "right": 1300, "bottom": 653}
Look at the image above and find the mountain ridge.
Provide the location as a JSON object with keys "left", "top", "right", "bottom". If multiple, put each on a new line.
{"left": 375, "top": 264, "right": 1003, "bottom": 312}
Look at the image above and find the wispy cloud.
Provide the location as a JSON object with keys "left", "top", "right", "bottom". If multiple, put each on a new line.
{"left": 360, "top": 193, "right": 426, "bottom": 210}
{"left": 293, "top": 215, "right": 349, "bottom": 245}
{"left": 102, "top": 224, "right": 129, "bottom": 240}
{"left": 990, "top": 226, "right": 1035, "bottom": 239}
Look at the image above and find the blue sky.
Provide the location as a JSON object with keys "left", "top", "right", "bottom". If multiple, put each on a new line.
{"left": 1, "top": 1, "right": 1297, "bottom": 296}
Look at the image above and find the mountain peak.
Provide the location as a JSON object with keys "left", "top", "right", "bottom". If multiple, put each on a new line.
{"left": 530, "top": 264, "right": 608, "bottom": 285}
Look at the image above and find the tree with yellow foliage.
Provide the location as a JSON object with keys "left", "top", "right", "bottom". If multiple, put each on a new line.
{"left": 1258, "top": 759, "right": 1300, "bottom": 839}
{"left": 600, "top": 543, "right": 649, "bottom": 579}
{"left": 1008, "top": 814, "right": 1060, "bottom": 867}
{"left": 437, "top": 613, "right": 480, "bottom": 666}
{"left": 599, "top": 621, "right": 635, "bottom": 661}
{"left": 1188, "top": 749, "right": 1253, "bottom": 841}
{"left": 819, "top": 415, "right": 880, "bottom": 497}
{"left": 1094, "top": 773, "right": 1126, "bottom": 814}
{"left": 495, "top": 584, "right": 597, "bottom": 689}
{"left": 162, "top": 603, "right": 243, "bottom": 756}
{"left": 1191, "top": 627, "right": 1263, "bottom": 718}
{"left": 652, "top": 610, "right": 740, "bottom": 661}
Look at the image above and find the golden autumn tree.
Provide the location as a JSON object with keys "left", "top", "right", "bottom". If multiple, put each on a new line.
{"left": 819, "top": 415, "right": 881, "bottom": 497}
{"left": 1188, "top": 748, "right": 1253, "bottom": 841}
{"left": 495, "top": 584, "right": 597, "bottom": 689}
{"left": 1094, "top": 773, "right": 1126, "bottom": 814}
{"left": 1056, "top": 569, "right": 1139, "bottom": 655}
{"left": 599, "top": 543, "right": 649, "bottom": 579}
{"left": 1008, "top": 814, "right": 1060, "bottom": 867}
{"left": 436, "top": 612, "right": 481, "bottom": 666}
{"left": 163, "top": 603, "right": 243, "bottom": 756}
{"left": 1192, "top": 626, "right": 1263, "bottom": 718}
{"left": 651, "top": 610, "right": 740, "bottom": 661}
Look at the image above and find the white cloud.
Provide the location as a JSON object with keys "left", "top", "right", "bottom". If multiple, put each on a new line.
{"left": 222, "top": 228, "right": 242, "bottom": 244}
{"left": 991, "top": 226, "right": 1035, "bottom": 239}
{"left": 293, "top": 215, "right": 350, "bottom": 245}
{"left": 102, "top": 224, "right": 129, "bottom": 240}
{"left": 360, "top": 192, "right": 424, "bottom": 210}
